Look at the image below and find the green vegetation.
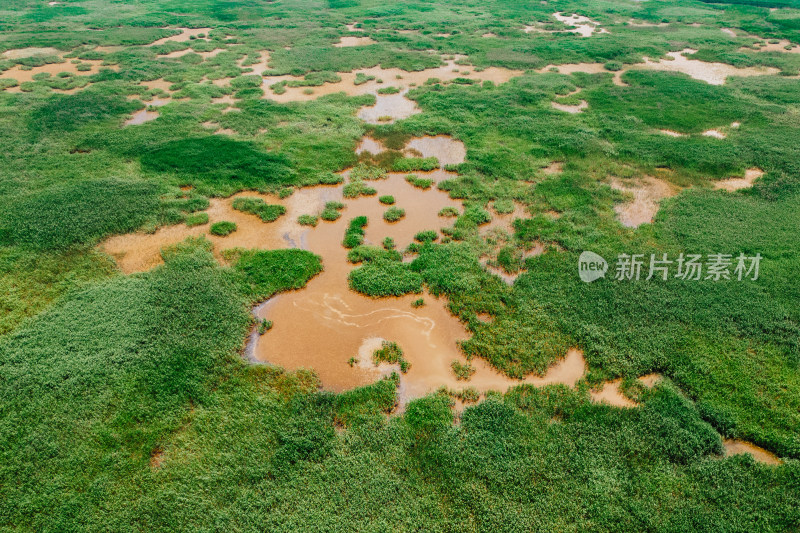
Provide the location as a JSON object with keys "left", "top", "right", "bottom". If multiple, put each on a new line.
{"left": 451, "top": 360, "right": 476, "bottom": 380}
{"left": 378, "top": 195, "right": 395, "bottom": 205}
{"left": 372, "top": 340, "right": 410, "bottom": 373}
{"left": 383, "top": 206, "right": 406, "bottom": 222}
{"left": 342, "top": 216, "right": 367, "bottom": 249}
{"left": 231, "top": 197, "right": 286, "bottom": 223}
{"left": 185, "top": 212, "right": 208, "bottom": 227}
{"left": 258, "top": 319, "right": 273, "bottom": 334}
{"left": 2, "top": 0, "right": 800, "bottom": 528}
{"left": 209, "top": 221, "right": 236, "bottom": 236}
{"left": 393, "top": 157, "right": 439, "bottom": 172}
{"left": 297, "top": 214, "right": 318, "bottom": 227}
{"left": 405, "top": 174, "right": 434, "bottom": 189}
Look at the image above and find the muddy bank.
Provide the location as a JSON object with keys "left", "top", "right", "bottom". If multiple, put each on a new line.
{"left": 723, "top": 440, "right": 782, "bottom": 465}
{"left": 714, "top": 168, "right": 764, "bottom": 191}
{"left": 610, "top": 176, "right": 677, "bottom": 228}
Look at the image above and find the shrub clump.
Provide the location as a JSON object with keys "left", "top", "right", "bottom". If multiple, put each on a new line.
{"left": 343, "top": 181, "right": 377, "bottom": 199}
{"left": 383, "top": 207, "right": 406, "bottom": 222}
{"left": 343, "top": 216, "right": 368, "bottom": 248}
{"left": 379, "top": 195, "right": 395, "bottom": 205}
{"left": 414, "top": 230, "right": 438, "bottom": 243}
{"left": 185, "top": 212, "right": 209, "bottom": 227}
{"left": 321, "top": 201, "right": 345, "bottom": 221}
{"left": 232, "top": 197, "right": 286, "bottom": 222}
{"left": 405, "top": 174, "right": 433, "bottom": 190}
{"left": 210, "top": 221, "right": 237, "bottom": 236}
{"left": 438, "top": 207, "right": 459, "bottom": 217}
{"left": 298, "top": 214, "right": 318, "bottom": 227}
{"left": 451, "top": 360, "right": 476, "bottom": 381}
{"left": 348, "top": 259, "right": 423, "bottom": 296}
{"left": 372, "top": 341, "right": 410, "bottom": 373}
{"left": 393, "top": 157, "right": 439, "bottom": 172}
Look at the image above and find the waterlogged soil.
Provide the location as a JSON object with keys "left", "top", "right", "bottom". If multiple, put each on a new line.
{"left": 149, "top": 27, "right": 213, "bottom": 46}
{"left": 723, "top": 440, "right": 783, "bottom": 465}
{"left": 553, "top": 12, "right": 608, "bottom": 37}
{"left": 714, "top": 168, "right": 764, "bottom": 191}
{"left": 103, "top": 134, "right": 587, "bottom": 401}
{"left": 261, "top": 55, "right": 522, "bottom": 110}
{"left": 640, "top": 49, "right": 779, "bottom": 85}
{"left": 404, "top": 135, "right": 466, "bottom": 167}
{"left": 0, "top": 58, "right": 115, "bottom": 85}
{"left": 610, "top": 176, "right": 677, "bottom": 228}
{"left": 590, "top": 379, "right": 638, "bottom": 408}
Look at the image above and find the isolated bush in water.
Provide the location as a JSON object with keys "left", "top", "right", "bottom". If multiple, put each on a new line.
{"left": 0, "top": 179, "right": 159, "bottom": 249}
{"left": 232, "top": 197, "right": 286, "bottom": 222}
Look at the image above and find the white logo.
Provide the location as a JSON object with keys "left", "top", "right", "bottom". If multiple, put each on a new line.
{"left": 579, "top": 251, "right": 608, "bottom": 283}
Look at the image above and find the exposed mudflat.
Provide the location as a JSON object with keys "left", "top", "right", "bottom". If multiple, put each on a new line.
{"left": 724, "top": 440, "right": 783, "bottom": 465}
{"left": 149, "top": 27, "right": 212, "bottom": 46}
{"left": 334, "top": 36, "right": 377, "bottom": 47}
{"left": 714, "top": 168, "right": 764, "bottom": 191}
{"left": 553, "top": 12, "right": 608, "bottom": 37}
{"left": 640, "top": 49, "right": 779, "bottom": 85}
{"left": 590, "top": 379, "right": 638, "bottom": 408}
{"left": 610, "top": 176, "right": 677, "bottom": 228}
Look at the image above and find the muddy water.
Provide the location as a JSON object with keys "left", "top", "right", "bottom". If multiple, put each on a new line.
{"left": 723, "top": 440, "right": 782, "bottom": 465}
{"left": 590, "top": 379, "right": 638, "bottom": 407}
{"left": 103, "top": 136, "right": 587, "bottom": 402}
{"left": 404, "top": 135, "right": 466, "bottom": 166}
{"left": 714, "top": 167, "right": 764, "bottom": 191}
{"left": 0, "top": 58, "right": 114, "bottom": 85}
{"left": 358, "top": 88, "right": 420, "bottom": 124}
{"left": 745, "top": 40, "right": 800, "bottom": 54}
{"left": 610, "top": 176, "right": 677, "bottom": 228}
{"left": 123, "top": 98, "right": 170, "bottom": 126}
{"left": 641, "top": 49, "right": 779, "bottom": 85}
{"left": 261, "top": 55, "right": 522, "bottom": 106}
{"left": 149, "top": 27, "right": 212, "bottom": 46}
{"left": 355, "top": 136, "right": 386, "bottom": 156}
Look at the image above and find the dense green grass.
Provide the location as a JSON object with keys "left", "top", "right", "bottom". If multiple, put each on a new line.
{"left": 0, "top": 0, "right": 799, "bottom": 529}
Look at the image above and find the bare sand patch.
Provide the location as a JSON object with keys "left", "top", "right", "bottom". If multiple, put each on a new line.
{"left": 744, "top": 40, "right": 800, "bottom": 54}
{"left": 703, "top": 129, "right": 727, "bottom": 139}
{"left": 261, "top": 55, "right": 522, "bottom": 106}
{"left": 591, "top": 379, "right": 638, "bottom": 408}
{"left": 149, "top": 27, "right": 212, "bottom": 46}
{"left": 2, "top": 47, "right": 60, "bottom": 59}
{"left": 345, "top": 23, "right": 364, "bottom": 32}
{"left": 610, "top": 175, "right": 677, "bottom": 228}
{"left": 551, "top": 99, "right": 588, "bottom": 113}
{"left": 553, "top": 12, "right": 609, "bottom": 37}
{"left": 659, "top": 129, "right": 687, "bottom": 137}
{"left": 714, "top": 167, "right": 764, "bottom": 191}
{"left": 482, "top": 32, "right": 497, "bottom": 38}
{"left": 723, "top": 440, "right": 782, "bottom": 465}
{"left": 541, "top": 161, "right": 564, "bottom": 175}
{"left": 640, "top": 48, "right": 780, "bottom": 85}
{"left": 123, "top": 97, "right": 170, "bottom": 126}
{"left": 0, "top": 58, "right": 115, "bottom": 85}
{"left": 721, "top": 28, "right": 737, "bottom": 37}
{"left": 638, "top": 373, "right": 663, "bottom": 387}
{"left": 334, "top": 36, "right": 377, "bottom": 47}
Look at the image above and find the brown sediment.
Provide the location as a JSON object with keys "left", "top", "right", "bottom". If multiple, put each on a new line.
{"left": 659, "top": 129, "right": 687, "bottom": 137}
{"left": 553, "top": 12, "right": 609, "bottom": 37}
{"left": 334, "top": 36, "right": 377, "bottom": 47}
{"left": 590, "top": 379, "right": 638, "bottom": 408}
{"left": 610, "top": 175, "right": 677, "bottom": 228}
{"left": 149, "top": 27, "right": 212, "bottom": 46}
{"left": 345, "top": 23, "right": 364, "bottom": 32}
{"left": 261, "top": 55, "right": 522, "bottom": 105}
{"left": 638, "top": 373, "right": 663, "bottom": 387}
{"left": 0, "top": 58, "right": 115, "bottom": 85}
{"left": 240, "top": 50, "right": 270, "bottom": 75}
{"left": 404, "top": 135, "right": 466, "bottom": 166}
{"left": 482, "top": 32, "right": 497, "bottom": 38}
{"left": 640, "top": 49, "right": 779, "bottom": 85}
{"left": 123, "top": 98, "right": 170, "bottom": 126}
{"left": 355, "top": 136, "right": 386, "bottom": 156}
{"left": 723, "top": 440, "right": 782, "bottom": 465}
{"left": 140, "top": 79, "right": 174, "bottom": 92}
{"left": 159, "top": 48, "right": 224, "bottom": 59}
{"left": 714, "top": 167, "right": 764, "bottom": 191}
{"left": 537, "top": 62, "right": 627, "bottom": 86}
{"left": 551, "top": 100, "right": 588, "bottom": 113}
{"left": 541, "top": 161, "right": 564, "bottom": 175}
{"left": 742, "top": 40, "right": 800, "bottom": 54}
{"left": 149, "top": 448, "right": 164, "bottom": 469}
